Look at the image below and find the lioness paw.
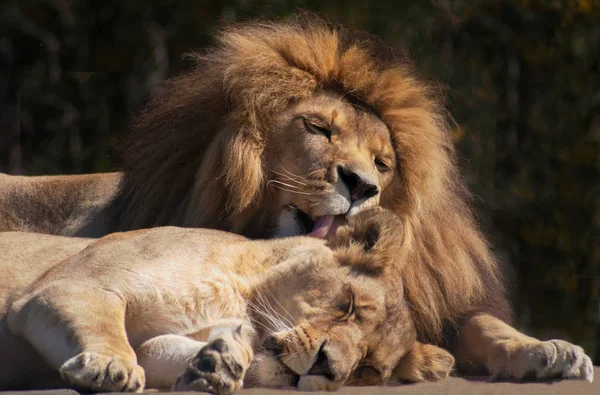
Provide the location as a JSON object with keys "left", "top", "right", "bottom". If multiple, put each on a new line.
{"left": 393, "top": 343, "right": 455, "bottom": 383}
{"left": 493, "top": 339, "right": 594, "bottom": 383}
{"left": 59, "top": 351, "right": 145, "bottom": 392}
{"left": 173, "top": 337, "right": 247, "bottom": 395}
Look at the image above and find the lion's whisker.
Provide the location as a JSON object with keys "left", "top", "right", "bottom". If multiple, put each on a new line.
{"left": 251, "top": 293, "right": 292, "bottom": 333}
{"left": 269, "top": 185, "right": 314, "bottom": 196}
{"left": 278, "top": 165, "right": 309, "bottom": 184}
{"left": 256, "top": 292, "right": 293, "bottom": 331}
{"left": 265, "top": 289, "right": 295, "bottom": 328}
{"left": 266, "top": 179, "right": 301, "bottom": 190}
{"left": 247, "top": 299, "right": 284, "bottom": 333}
{"left": 270, "top": 169, "right": 307, "bottom": 186}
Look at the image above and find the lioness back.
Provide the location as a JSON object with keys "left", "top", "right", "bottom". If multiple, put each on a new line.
{"left": 0, "top": 232, "right": 93, "bottom": 303}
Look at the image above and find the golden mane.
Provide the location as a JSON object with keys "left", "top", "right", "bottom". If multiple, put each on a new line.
{"left": 114, "top": 17, "right": 510, "bottom": 343}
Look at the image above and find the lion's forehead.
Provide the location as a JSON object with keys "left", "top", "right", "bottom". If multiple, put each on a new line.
{"left": 300, "top": 93, "right": 391, "bottom": 138}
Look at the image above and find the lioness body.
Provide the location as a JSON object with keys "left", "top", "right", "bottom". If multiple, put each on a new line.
{"left": 0, "top": 18, "right": 594, "bottom": 383}
{"left": 0, "top": 211, "right": 453, "bottom": 392}
{"left": 1, "top": 228, "right": 268, "bottom": 389}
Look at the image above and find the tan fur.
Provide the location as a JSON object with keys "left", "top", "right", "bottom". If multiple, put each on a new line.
{"left": 0, "top": 210, "right": 452, "bottom": 392}
{"left": 0, "top": 17, "right": 592, "bottom": 382}
{"left": 0, "top": 172, "right": 119, "bottom": 237}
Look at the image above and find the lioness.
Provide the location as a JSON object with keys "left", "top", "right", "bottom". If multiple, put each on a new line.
{"left": 0, "top": 17, "right": 594, "bottom": 381}
{"left": 0, "top": 209, "right": 453, "bottom": 392}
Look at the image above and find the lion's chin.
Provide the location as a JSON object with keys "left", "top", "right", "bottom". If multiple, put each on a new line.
{"left": 307, "top": 215, "right": 347, "bottom": 239}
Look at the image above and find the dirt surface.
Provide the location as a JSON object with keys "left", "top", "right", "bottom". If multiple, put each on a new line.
{"left": 2, "top": 369, "right": 598, "bottom": 395}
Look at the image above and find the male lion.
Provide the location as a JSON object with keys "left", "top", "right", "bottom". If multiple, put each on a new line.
{"left": 0, "top": 18, "right": 594, "bottom": 381}
{"left": 0, "top": 209, "right": 452, "bottom": 392}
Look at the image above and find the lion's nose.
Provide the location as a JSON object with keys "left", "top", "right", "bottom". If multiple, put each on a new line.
{"left": 337, "top": 166, "right": 379, "bottom": 202}
{"left": 308, "top": 342, "right": 335, "bottom": 380}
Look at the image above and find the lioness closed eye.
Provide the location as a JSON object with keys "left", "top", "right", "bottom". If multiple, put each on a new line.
{"left": 0, "top": 209, "right": 453, "bottom": 393}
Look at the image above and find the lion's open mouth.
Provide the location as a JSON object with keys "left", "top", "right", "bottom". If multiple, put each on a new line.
{"left": 295, "top": 210, "right": 346, "bottom": 239}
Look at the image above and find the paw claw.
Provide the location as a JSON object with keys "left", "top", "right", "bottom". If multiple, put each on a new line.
{"left": 173, "top": 337, "right": 247, "bottom": 394}
{"left": 496, "top": 339, "right": 594, "bottom": 382}
{"left": 60, "top": 352, "right": 145, "bottom": 392}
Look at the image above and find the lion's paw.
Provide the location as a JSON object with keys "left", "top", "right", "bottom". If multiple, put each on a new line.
{"left": 172, "top": 338, "right": 246, "bottom": 395}
{"left": 494, "top": 339, "right": 593, "bottom": 383}
{"left": 60, "top": 351, "right": 145, "bottom": 392}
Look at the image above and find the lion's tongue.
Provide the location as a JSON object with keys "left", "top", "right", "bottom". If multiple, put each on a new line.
{"left": 307, "top": 216, "right": 333, "bottom": 239}
{"left": 307, "top": 215, "right": 345, "bottom": 239}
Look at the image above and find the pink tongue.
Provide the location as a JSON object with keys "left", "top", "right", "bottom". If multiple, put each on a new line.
{"left": 307, "top": 215, "right": 334, "bottom": 239}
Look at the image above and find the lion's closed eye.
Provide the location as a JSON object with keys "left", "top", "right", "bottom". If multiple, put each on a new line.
{"left": 302, "top": 118, "right": 332, "bottom": 140}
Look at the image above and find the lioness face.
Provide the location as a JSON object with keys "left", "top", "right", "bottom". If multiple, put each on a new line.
{"left": 247, "top": 210, "right": 413, "bottom": 390}
{"left": 269, "top": 91, "right": 396, "bottom": 239}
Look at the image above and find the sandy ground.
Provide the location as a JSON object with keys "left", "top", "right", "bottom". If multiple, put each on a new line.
{"left": 2, "top": 368, "right": 599, "bottom": 395}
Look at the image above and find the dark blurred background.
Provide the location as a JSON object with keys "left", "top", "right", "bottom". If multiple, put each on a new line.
{"left": 1, "top": 0, "right": 599, "bottom": 363}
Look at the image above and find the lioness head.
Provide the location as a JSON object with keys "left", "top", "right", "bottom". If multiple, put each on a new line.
{"left": 246, "top": 209, "right": 418, "bottom": 390}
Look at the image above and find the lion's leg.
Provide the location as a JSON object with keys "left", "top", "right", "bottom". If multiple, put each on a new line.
{"left": 452, "top": 313, "right": 593, "bottom": 382}
{"left": 8, "top": 282, "right": 145, "bottom": 392}
{"left": 137, "top": 335, "right": 207, "bottom": 389}
{"left": 393, "top": 341, "right": 455, "bottom": 383}
{"left": 173, "top": 322, "right": 256, "bottom": 394}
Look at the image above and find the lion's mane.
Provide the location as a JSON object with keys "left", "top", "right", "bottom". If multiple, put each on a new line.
{"left": 114, "top": 17, "right": 510, "bottom": 343}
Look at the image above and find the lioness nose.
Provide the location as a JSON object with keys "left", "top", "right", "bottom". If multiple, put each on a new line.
{"left": 308, "top": 342, "right": 335, "bottom": 380}
{"left": 337, "top": 166, "right": 379, "bottom": 202}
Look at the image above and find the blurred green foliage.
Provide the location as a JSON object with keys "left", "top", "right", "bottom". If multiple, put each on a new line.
{"left": 1, "top": 0, "right": 599, "bottom": 363}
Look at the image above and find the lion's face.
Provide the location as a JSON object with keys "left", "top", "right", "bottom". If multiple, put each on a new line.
{"left": 268, "top": 92, "right": 397, "bottom": 239}
{"left": 247, "top": 210, "right": 413, "bottom": 391}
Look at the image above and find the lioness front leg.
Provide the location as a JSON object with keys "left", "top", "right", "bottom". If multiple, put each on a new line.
{"left": 8, "top": 282, "right": 145, "bottom": 392}
{"left": 454, "top": 313, "right": 593, "bottom": 382}
{"left": 173, "top": 323, "right": 256, "bottom": 394}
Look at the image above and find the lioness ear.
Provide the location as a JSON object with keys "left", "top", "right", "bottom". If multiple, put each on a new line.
{"left": 360, "top": 222, "right": 380, "bottom": 251}
{"left": 329, "top": 208, "right": 402, "bottom": 251}
{"left": 393, "top": 342, "right": 455, "bottom": 383}
{"left": 328, "top": 208, "right": 404, "bottom": 274}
